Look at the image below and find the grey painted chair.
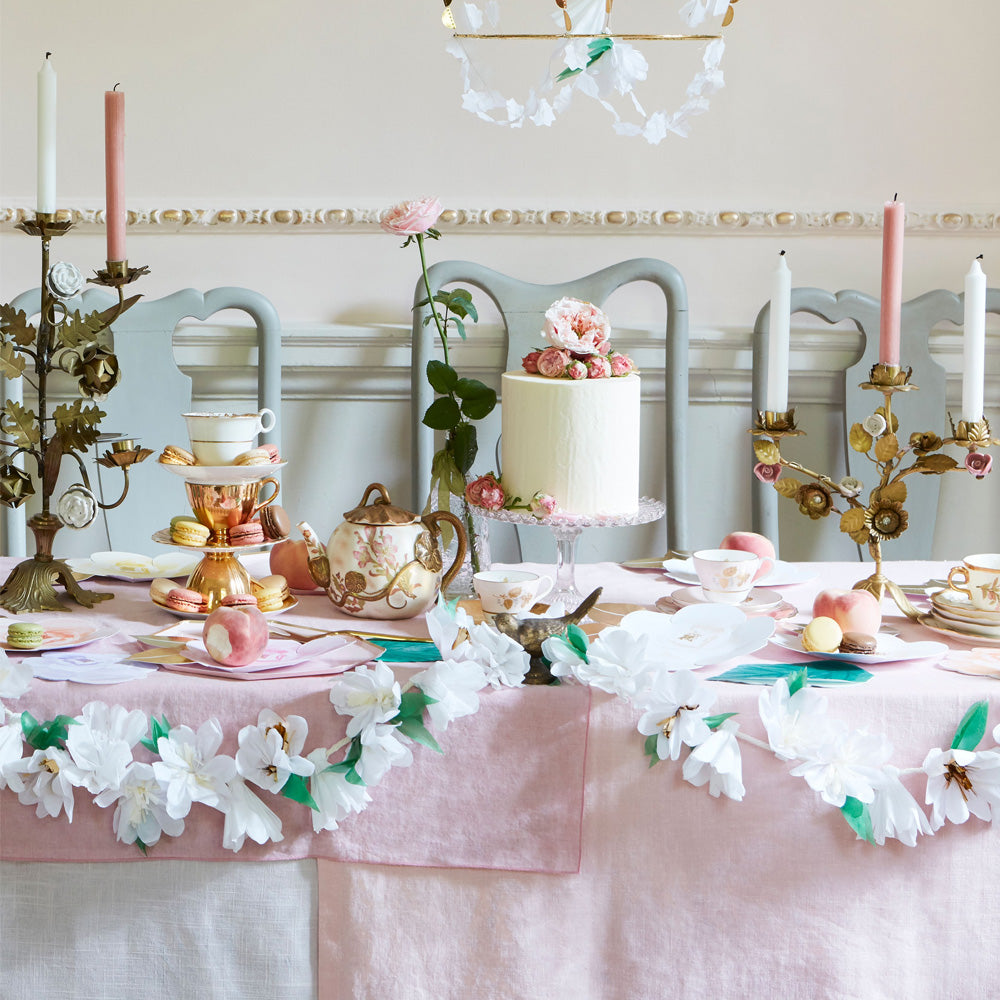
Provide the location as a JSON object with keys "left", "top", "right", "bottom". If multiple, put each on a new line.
{"left": 411, "top": 258, "right": 690, "bottom": 557}
{"left": 751, "top": 287, "right": 1000, "bottom": 560}
{"left": 1, "top": 287, "right": 281, "bottom": 557}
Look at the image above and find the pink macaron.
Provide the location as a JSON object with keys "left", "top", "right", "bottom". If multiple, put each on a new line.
{"left": 221, "top": 593, "right": 259, "bottom": 608}
{"left": 261, "top": 443, "right": 281, "bottom": 463}
{"left": 165, "top": 587, "right": 205, "bottom": 614}
{"left": 229, "top": 521, "right": 265, "bottom": 546}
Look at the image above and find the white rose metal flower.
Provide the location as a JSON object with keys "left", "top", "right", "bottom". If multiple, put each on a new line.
{"left": 56, "top": 484, "right": 98, "bottom": 529}
{"left": 95, "top": 761, "right": 183, "bottom": 848}
{"left": 4, "top": 746, "right": 77, "bottom": 820}
{"left": 151, "top": 719, "right": 237, "bottom": 819}
{"left": 862, "top": 414, "right": 887, "bottom": 437}
{"left": 306, "top": 747, "right": 373, "bottom": 834}
{"left": 636, "top": 669, "right": 717, "bottom": 762}
{"left": 46, "top": 260, "right": 85, "bottom": 298}
{"left": 330, "top": 662, "right": 402, "bottom": 738}
{"left": 922, "top": 746, "right": 1000, "bottom": 830}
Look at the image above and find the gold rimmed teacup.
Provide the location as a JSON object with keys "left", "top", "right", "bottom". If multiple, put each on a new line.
{"left": 185, "top": 477, "right": 279, "bottom": 545}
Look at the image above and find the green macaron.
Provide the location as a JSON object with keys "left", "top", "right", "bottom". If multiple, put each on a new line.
{"left": 7, "top": 621, "right": 44, "bottom": 649}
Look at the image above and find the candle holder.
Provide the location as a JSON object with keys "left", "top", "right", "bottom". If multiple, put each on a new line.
{"left": 0, "top": 213, "right": 150, "bottom": 612}
{"left": 751, "top": 361, "right": 998, "bottom": 620}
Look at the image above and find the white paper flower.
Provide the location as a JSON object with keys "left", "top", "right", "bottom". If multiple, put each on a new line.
{"left": 0, "top": 652, "right": 32, "bottom": 698}
{"left": 636, "top": 669, "right": 717, "bottom": 761}
{"left": 235, "top": 710, "right": 315, "bottom": 794}
{"left": 355, "top": 724, "right": 413, "bottom": 787}
{"left": 95, "top": 761, "right": 183, "bottom": 847}
{"left": 464, "top": 623, "right": 529, "bottom": 688}
{"left": 4, "top": 746, "right": 76, "bottom": 820}
{"left": 867, "top": 767, "right": 933, "bottom": 847}
{"left": 0, "top": 722, "right": 24, "bottom": 789}
{"left": 411, "top": 658, "right": 488, "bottom": 731}
{"left": 568, "top": 627, "right": 655, "bottom": 700}
{"left": 922, "top": 746, "right": 1000, "bottom": 830}
{"left": 151, "top": 719, "right": 237, "bottom": 819}
{"left": 306, "top": 747, "right": 373, "bottom": 833}
{"left": 425, "top": 598, "right": 476, "bottom": 662}
{"left": 63, "top": 701, "right": 147, "bottom": 795}
{"left": 540, "top": 632, "right": 588, "bottom": 681}
{"left": 220, "top": 777, "right": 284, "bottom": 852}
{"left": 790, "top": 728, "right": 893, "bottom": 808}
{"left": 330, "top": 661, "right": 402, "bottom": 738}
{"left": 758, "top": 678, "right": 838, "bottom": 761}
{"left": 682, "top": 719, "right": 745, "bottom": 800}
{"left": 681, "top": 0, "right": 729, "bottom": 27}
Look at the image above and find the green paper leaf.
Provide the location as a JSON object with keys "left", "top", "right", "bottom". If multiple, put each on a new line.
{"left": 786, "top": 667, "right": 808, "bottom": 696}
{"left": 565, "top": 623, "right": 590, "bottom": 660}
{"left": 396, "top": 715, "right": 443, "bottom": 753}
{"left": 422, "top": 396, "right": 461, "bottom": 431}
{"left": 282, "top": 773, "right": 319, "bottom": 811}
{"left": 141, "top": 715, "right": 171, "bottom": 754}
{"left": 397, "top": 689, "right": 432, "bottom": 720}
{"left": 703, "top": 712, "right": 738, "bottom": 730}
{"left": 450, "top": 421, "right": 477, "bottom": 475}
{"left": 841, "top": 796, "right": 876, "bottom": 845}
{"left": 135, "top": 839, "right": 149, "bottom": 856}
{"left": 643, "top": 733, "right": 661, "bottom": 767}
{"left": 951, "top": 700, "right": 989, "bottom": 751}
{"left": 344, "top": 769, "right": 366, "bottom": 786}
{"left": 426, "top": 360, "right": 458, "bottom": 394}
{"left": 376, "top": 640, "right": 443, "bottom": 663}
{"left": 710, "top": 663, "right": 873, "bottom": 687}
{"left": 21, "top": 711, "right": 78, "bottom": 751}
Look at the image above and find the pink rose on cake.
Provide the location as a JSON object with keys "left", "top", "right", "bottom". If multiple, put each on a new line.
{"left": 586, "top": 357, "right": 611, "bottom": 379}
{"left": 542, "top": 297, "right": 611, "bottom": 356}
{"left": 465, "top": 473, "right": 505, "bottom": 511}
{"left": 537, "top": 347, "right": 570, "bottom": 378}
{"left": 566, "top": 360, "right": 588, "bottom": 380}
{"left": 522, "top": 351, "right": 542, "bottom": 374}
{"left": 530, "top": 492, "right": 558, "bottom": 517}
{"left": 609, "top": 352, "right": 634, "bottom": 376}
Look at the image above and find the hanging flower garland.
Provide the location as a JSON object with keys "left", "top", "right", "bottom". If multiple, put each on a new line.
{"left": 446, "top": 0, "right": 730, "bottom": 144}
{"left": 0, "top": 601, "right": 997, "bottom": 853}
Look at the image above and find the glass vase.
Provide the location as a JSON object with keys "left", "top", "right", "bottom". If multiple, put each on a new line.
{"left": 443, "top": 496, "right": 491, "bottom": 599}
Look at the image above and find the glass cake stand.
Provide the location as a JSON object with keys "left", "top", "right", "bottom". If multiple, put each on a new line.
{"left": 478, "top": 497, "right": 665, "bottom": 607}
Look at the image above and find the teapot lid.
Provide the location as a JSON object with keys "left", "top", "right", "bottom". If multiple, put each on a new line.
{"left": 343, "top": 483, "right": 418, "bottom": 526}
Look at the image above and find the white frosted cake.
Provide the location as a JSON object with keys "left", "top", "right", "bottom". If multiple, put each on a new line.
{"left": 500, "top": 370, "right": 640, "bottom": 516}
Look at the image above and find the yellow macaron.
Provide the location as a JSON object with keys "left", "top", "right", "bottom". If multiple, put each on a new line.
{"left": 171, "top": 518, "right": 211, "bottom": 547}
{"left": 252, "top": 573, "right": 289, "bottom": 612}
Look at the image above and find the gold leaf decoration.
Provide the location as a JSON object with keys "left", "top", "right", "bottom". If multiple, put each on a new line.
{"left": 773, "top": 477, "right": 801, "bottom": 498}
{"left": 879, "top": 480, "right": 907, "bottom": 504}
{"left": 1, "top": 400, "right": 40, "bottom": 449}
{"left": 56, "top": 309, "right": 106, "bottom": 351}
{"left": 722, "top": 4, "right": 735, "bottom": 26}
{"left": 875, "top": 405, "right": 899, "bottom": 434}
{"left": 0, "top": 304, "right": 37, "bottom": 347}
{"left": 52, "top": 400, "right": 107, "bottom": 453}
{"left": 849, "top": 423, "right": 873, "bottom": 454}
{"left": 754, "top": 440, "right": 780, "bottom": 465}
{"left": 0, "top": 343, "right": 26, "bottom": 379}
{"left": 915, "top": 453, "right": 959, "bottom": 474}
{"left": 839, "top": 507, "right": 870, "bottom": 544}
{"left": 874, "top": 433, "right": 899, "bottom": 464}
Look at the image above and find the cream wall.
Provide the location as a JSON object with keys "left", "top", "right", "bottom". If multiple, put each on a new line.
{"left": 2, "top": 0, "right": 998, "bottom": 563}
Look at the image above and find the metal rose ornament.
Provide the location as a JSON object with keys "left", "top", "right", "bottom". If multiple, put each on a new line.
{"left": 75, "top": 347, "right": 121, "bottom": 399}
{"left": 298, "top": 482, "right": 466, "bottom": 619}
{"left": 46, "top": 260, "right": 85, "bottom": 298}
{"left": 0, "top": 464, "right": 35, "bottom": 508}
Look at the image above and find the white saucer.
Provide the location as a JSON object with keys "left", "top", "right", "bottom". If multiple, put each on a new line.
{"left": 769, "top": 632, "right": 949, "bottom": 665}
{"left": 662, "top": 558, "right": 812, "bottom": 588}
{"left": 158, "top": 461, "right": 286, "bottom": 485}
{"left": 670, "top": 586, "right": 784, "bottom": 612}
{"left": 931, "top": 589, "right": 1000, "bottom": 624}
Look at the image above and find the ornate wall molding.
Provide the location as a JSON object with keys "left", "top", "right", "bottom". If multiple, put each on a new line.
{"left": 3, "top": 204, "right": 1000, "bottom": 236}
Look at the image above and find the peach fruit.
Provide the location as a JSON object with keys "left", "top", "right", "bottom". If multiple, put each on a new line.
{"left": 719, "top": 531, "right": 776, "bottom": 581}
{"left": 269, "top": 539, "right": 321, "bottom": 591}
{"left": 812, "top": 588, "right": 882, "bottom": 635}
{"left": 203, "top": 604, "right": 269, "bottom": 666}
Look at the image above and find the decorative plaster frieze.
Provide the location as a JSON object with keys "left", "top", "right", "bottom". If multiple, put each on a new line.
{"left": 2, "top": 205, "right": 1000, "bottom": 236}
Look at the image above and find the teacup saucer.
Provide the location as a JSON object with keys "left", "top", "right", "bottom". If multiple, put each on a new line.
{"left": 669, "top": 586, "right": 783, "bottom": 612}
{"left": 931, "top": 589, "right": 1000, "bottom": 624}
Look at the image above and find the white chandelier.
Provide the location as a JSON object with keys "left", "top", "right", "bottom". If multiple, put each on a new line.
{"left": 442, "top": 0, "right": 740, "bottom": 144}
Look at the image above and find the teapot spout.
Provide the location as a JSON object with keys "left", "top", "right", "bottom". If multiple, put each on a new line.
{"left": 297, "top": 521, "right": 331, "bottom": 589}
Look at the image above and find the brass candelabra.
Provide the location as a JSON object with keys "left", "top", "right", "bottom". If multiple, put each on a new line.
{"left": 751, "top": 362, "right": 998, "bottom": 620}
{"left": 0, "top": 212, "right": 150, "bottom": 612}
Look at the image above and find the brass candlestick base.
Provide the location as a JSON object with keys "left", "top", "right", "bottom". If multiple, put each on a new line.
{"left": 0, "top": 515, "right": 112, "bottom": 612}
{"left": 186, "top": 552, "right": 254, "bottom": 612}
{"left": 851, "top": 542, "right": 922, "bottom": 620}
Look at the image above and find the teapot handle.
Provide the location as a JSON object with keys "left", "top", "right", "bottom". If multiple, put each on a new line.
{"left": 423, "top": 510, "right": 468, "bottom": 591}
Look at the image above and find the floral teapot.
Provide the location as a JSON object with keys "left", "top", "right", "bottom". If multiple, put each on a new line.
{"left": 298, "top": 483, "right": 466, "bottom": 620}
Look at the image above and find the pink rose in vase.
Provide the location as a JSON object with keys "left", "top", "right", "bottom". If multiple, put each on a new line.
{"left": 465, "top": 473, "right": 505, "bottom": 511}
{"left": 537, "top": 347, "right": 570, "bottom": 378}
{"left": 522, "top": 351, "right": 541, "bottom": 374}
{"left": 542, "top": 297, "right": 612, "bottom": 356}
{"left": 379, "top": 197, "right": 443, "bottom": 236}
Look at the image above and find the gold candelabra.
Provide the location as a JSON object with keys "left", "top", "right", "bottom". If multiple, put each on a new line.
{"left": 0, "top": 212, "right": 150, "bottom": 612}
{"left": 751, "top": 362, "right": 998, "bottom": 620}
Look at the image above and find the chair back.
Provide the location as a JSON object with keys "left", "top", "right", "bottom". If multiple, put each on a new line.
{"left": 411, "top": 258, "right": 689, "bottom": 558}
{"left": 1, "top": 287, "right": 280, "bottom": 557}
{"left": 751, "top": 287, "right": 999, "bottom": 560}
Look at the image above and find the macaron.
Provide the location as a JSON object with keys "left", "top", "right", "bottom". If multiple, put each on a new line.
{"left": 159, "top": 445, "right": 198, "bottom": 466}
{"left": 259, "top": 504, "right": 291, "bottom": 541}
{"left": 171, "top": 518, "right": 211, "bottom": 547}
{"left": 165, "top": 587, "right": 206, "bottom": 614}
{"left": 233, "top": 448, "right": 272, "bottom": 467}
{"left": 801, "top": 616, "right": 843, "bottom": 653}
{"left": 221, "top": 593, "right": 259, "bottom": 608}
{"left": 7, "top": 622, "right": 44, "bottom": 649}
{"left": 229, "top": 521, "right": 265, "bottom": 546}
{"left": 252, "top": 574, "right": 289, "bottom": 612}
{"left": 149, "top": 577, "right": 176, "bottom": 606}
{"left": 838, "top": 631, "right": 877, "bottom": 655}
{"left": 261, "top": 443, "right": 281, "bottom": 463}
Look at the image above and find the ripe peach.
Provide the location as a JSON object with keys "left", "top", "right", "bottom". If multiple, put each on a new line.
{"left": 719, "top": 531, "right": 776, "bottom": 581}
{"left": 269, "top": 539, "right": 321, "bottom": 591}
{"left": 203, "top": 604, "right": 269, "bottom": 666}
{"left": 812, "top": 588, "right": 882, "bottom": 635}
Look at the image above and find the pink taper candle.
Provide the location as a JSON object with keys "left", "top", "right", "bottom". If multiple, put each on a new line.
{"left": 104, "top": 86, "right": 126, "bottom": 261}
{"left": 879, "top": 197, "right": 904, "bottom": 366}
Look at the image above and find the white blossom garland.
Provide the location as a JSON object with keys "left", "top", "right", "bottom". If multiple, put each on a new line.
{"left": 0, "top": 599, "right": 997, "bottom": 853}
